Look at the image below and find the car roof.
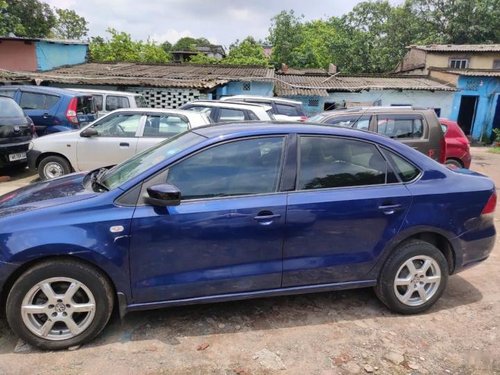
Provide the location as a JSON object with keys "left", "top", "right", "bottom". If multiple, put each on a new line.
{"left": 221, "top": 95, "right": 303, "bottom": 105}
{"left": 1, "top": 85, "right": 92, "bottom": 97}
{"left": 315, "top": 106, "right": 432, "bottom": 116}
{"left": 103, "top": 107, "right": 205, "bottom": 116}
{"left": 67, "top": 88, "right": 141, "bottom": 97}
{"left": 186, "top": 100, "right": 272, "bottom": 111}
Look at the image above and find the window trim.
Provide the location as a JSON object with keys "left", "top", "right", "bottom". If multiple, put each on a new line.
{"left": 134, "top": 135, "right": 290, "bottom": 205}
{"left": 294, "top": 135, "right": 402, "bottom": 192}
{"left": 449, "top": 58, "right": 469, "bottom": 69}
{"left": 380, "top": 146, "right": 423, "bottom": 184}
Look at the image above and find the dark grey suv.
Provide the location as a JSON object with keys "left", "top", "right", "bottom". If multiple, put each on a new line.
{"left": 309, "top": 107, "right": 446, "bottom": 164}
{"left": 0, "top": 96, "right": 34, "bottom": 169}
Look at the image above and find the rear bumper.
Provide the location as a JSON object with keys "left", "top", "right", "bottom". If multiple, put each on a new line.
{"left": 453, "top": 217, "right": 496, "bottom": 273}
{"left": 0, "top": 141, "right": 30, "bottom": 168}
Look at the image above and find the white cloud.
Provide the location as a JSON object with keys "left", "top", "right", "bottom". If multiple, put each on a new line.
{"left": 151, "top": 29, "right": 193, "bottom": 44}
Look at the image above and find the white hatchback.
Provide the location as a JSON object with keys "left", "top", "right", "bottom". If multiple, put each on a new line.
{"left": 28, "top": 108, "right": 211, "bottom": 179}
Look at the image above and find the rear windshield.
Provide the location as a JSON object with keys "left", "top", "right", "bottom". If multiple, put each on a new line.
{"left": 275, "top": 103, "right": 305, "bottom": 116}
{"left": 77, "top": 96, "right": 97, "bottom": 114}
{"left": 0, "top": 97, "right": 24, "bottom": 117}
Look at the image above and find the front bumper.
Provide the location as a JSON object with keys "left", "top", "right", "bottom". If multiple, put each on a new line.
{"left": 27, "top": 149, "right": 41, "bottom": 171}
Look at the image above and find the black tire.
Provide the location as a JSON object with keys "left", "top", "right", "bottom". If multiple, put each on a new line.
{"left": 445, "top": 158, "right": 463, "bottom": 169}
{"left": 6, "top": 259, "right": 114, "bottom": 350}
{"left": 38, "top": 155, "right": 72, "bottom": 180}
{"left": 375, "top": 240, "right": 448, "bottom": 314}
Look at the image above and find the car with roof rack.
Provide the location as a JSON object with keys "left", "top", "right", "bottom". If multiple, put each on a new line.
{"left": 180, "top": 100, "right": 274, "bottom": 122}
{"left": 308, "top": 106, "right": 446, "bottom": 164}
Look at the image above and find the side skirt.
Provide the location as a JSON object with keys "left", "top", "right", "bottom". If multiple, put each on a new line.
{"left": 118, "top": 279, "right": 377, "bottom": 318}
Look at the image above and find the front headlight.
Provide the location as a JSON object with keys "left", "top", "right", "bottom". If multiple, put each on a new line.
{"left": 28, "top": 141, "right": 34, "bottom": 151}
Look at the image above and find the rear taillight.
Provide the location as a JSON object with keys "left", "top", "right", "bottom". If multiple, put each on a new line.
{"left": 481, "top": 191, "right": 497, "bottom": 215}
{"left": 299, "top": 116, "right": 308, "bottom": 122}
{"left": 66, "top": 98, "right": 79, "bottom": 126}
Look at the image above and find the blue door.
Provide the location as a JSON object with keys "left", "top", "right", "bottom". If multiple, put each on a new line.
{"left": 129, "top": 136, "right": 287, "bottom": 303}
{"left": 283, "top": 136, "right": 412, "bottom": 286}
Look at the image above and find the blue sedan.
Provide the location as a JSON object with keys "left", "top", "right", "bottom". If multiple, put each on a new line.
{"left": 0, "top": 123, "right": 496, "bottom": 349}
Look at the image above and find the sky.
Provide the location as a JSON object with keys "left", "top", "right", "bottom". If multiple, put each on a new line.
{"left": 44, "top": 0, "right": 398, "bottom": 48}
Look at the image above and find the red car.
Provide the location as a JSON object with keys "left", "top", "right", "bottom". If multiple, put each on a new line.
{"left": 440, "top": 118, "right": 471, "bottom": 168}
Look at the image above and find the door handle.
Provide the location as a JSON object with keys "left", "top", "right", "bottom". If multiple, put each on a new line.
{"left": 42, "top": 113, "right": 49, "bottom": 119}
{"left": 253, "top": 211, "right": 281, "bottom": 225}
{"left": 378, "top": 204, "right": 403, "bottom": 215}
{"left": 119, "top": 142, "right": 130, "bottom": 147}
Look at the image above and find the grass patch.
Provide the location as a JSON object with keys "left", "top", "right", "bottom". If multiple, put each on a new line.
{"left": 488, "top": 147, "right": 500, "bottom": 154}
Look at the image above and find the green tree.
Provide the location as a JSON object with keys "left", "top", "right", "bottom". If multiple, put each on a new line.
{"left": 224, "top": 37, "right": 269, "bottom": 66}
{"left": 161, "top": 41, "right": 172, "bottom": 53}
{"left": 172, "top": 37, "right": 212, "bottom": 51}
{"left": 52, "top": 8, "right": 88, "bottom": 40}
{"left": 3, "top": 0, "right": 55, "bottom": 37}
{"left": 267, "top": 10, "right": 305, "bottom": 67}
{"left": 89, "top": 28, "right": 170, "bottom": 64}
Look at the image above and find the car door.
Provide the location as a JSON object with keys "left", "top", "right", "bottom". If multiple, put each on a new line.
{"left": 18, "top": 91, "right": 60, "bottom": 134}
{"left": 283, "top": 135, "right": 412, "bottom": 287}
{"left": 137, "top": 113, "right": 191, "bottom": 153}
{"left": 76, "top": 112, "right": 142, "bottom": 171}
{"left": 129, "top": 136, "right": 288, "bottom": 303}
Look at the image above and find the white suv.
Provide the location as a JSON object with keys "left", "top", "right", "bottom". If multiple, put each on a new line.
{"left": 220, "top": 95, "right": 307, "bottom": 122}
{"left": 180, "top": 100, "right": 274, "bottom": 122}
{"left": 28, "top": 108, "right": 211, "bottom": 179}
{"left": 69, "top": 88, "right": 147, "bottom": 117}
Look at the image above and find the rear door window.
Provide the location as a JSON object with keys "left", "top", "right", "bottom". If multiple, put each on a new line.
{"left": 106, "top": 95, "right": 130, "bottom": 111}
{"left": 382, "top": 149, "right": 421, "bottom": 182}
{"left": 325, "top": 115, "right": 371, "bottom": 130}
{"left": 275, "top": 103, "right": 302, "bottom": 116}
{"left": 143, "top": 115, "right": 190, "bottom": 137}
{"left": 376, "top": 115, "right": 425, "bottom": 139}
{"left": 297, "top": 136, "right": 397, "bottom": 190}
{"left": 218, "top": 108, "right": 246, "bottom": 121}
{"left": 19, "top": 92, "right": 59, "bottom": 110}
{"left": 93, "top": 95, "right": 104, "bottom": 111}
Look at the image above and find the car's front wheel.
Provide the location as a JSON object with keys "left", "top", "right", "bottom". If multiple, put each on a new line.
{"left": 375, "top": 240, "right": 448, "bottom": 314}
{"left": 38, "top": 155, "right": 72, "bottom": 180}
{"left": 6, "top": 259, "right": 114, "bottom": 350}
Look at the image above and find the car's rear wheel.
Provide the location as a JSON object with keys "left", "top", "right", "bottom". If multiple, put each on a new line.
{"left": 38, "top": 155, "right": 71, "bottom": 180}
{"left": 6, "top": 260, "right": 114, "bottom": 350}
{"left": 375, "top": 240, "right": 448, "bottom": 314}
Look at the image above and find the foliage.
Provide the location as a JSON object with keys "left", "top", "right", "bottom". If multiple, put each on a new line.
{"left": 1, "top": 0, "right": 56, "bottom": 37}
{"left": 493, "top": 128, "right": 500, "bottom": 142}
{"left": 161, "top": 41, "right": 172, "bottom": 54}
{"left": 52, "top": 8, "right": 88, "bottom": 40}
{"left": 267, "top": 10, "right": 305, "bottom": 68}
{"left": 89, "top": 28, "right": 170, "bottom": 64}
{"left": 172, "top": 37, "right": 212, "bottom": 51}
{"left": 189, "top": 53, "right": 220, "bottom": 64}
{"left": 224, "top": 37, "right": 269, "bottom": 66}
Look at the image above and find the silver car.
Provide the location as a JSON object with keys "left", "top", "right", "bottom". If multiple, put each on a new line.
{"left": 28, "top": 108, "right": 212, "bottom": 179}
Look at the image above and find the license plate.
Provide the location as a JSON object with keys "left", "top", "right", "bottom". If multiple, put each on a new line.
{"left": 9, "top": 152, "right": 27, "bottom": 162}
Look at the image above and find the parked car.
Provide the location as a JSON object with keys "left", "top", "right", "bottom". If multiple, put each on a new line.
{"left": 68, "top": 88, "right": 148, "bottom": 117}
{"left": 28, "top": 108, "right": 211, "bottom": 179}
{"left": 0, "top": 122, "right": 496, "bottom": 350}
{"left": 308, "top": 106, "right": 446, "bottom": 164}
{"left": 439, "top": 118, "right": 471, "bottom": 168}
{"left": 220, "top": 95, "right": 307, "bottom": 121}
{"left": 0, "top": 95, "right": 34, "bottom": 169}
{"left": 180, "top": 100, "right": 274, "bottom": 122}
{"left": 0, "top": 85, "right": 97, "bottom": 136}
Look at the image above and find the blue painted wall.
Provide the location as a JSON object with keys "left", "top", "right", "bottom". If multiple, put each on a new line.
{"left": 284, "top": 90, "right": 454, "bottom": 117}
{"left": 216, "top": 81, "right": 274, "bottom": 98}
{"left": 35, "top": 41, "right": 88, "bottom": 71}
{"left": 449, "top": 76, "right": 500, "bottom": 141}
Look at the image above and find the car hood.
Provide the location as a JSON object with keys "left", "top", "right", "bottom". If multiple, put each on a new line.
{"left": 0, "top": 173, "right": 97, "bottom": 217}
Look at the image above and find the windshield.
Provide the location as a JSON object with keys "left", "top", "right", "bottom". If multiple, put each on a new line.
{"left": 100, "top": 131, "right": 205, "bottom": 190}
{"left": 308, "top": 114, "right": 327, "bottom": 123}
{"left": 0, "top": 97, "right": 24, "bottom": 117}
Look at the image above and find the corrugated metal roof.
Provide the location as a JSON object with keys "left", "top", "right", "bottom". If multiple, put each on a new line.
{"left": 411, "top": 44, "right": 500, "bottom": 52}
{"left": 438, "top": 69, "right": 500, "bottom": 77}
{"left": 275, "top": 74, "right": 455, "bottom": 96}
{"left": 0, "top": 63, "right": 275, "bottom": 89}
{"left": 0, "top": 36, "right": 87, "bottom": 45}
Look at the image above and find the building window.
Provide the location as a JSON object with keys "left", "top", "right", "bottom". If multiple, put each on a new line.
{"left": 493, "top": 60, "right": 500, "bottom": 70}
{"left": 449, "top": 58, "right": 469, "bottom": 69}
{"left": 242, "top": 82, "right": 251, "bottom": 91}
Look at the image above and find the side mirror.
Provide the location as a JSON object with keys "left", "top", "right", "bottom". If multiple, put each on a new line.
{"left": 145, "top": 184, "right": 181, "bottom": 207}
{"left": 80, "top": 127, "right": 98, "bottom": 137}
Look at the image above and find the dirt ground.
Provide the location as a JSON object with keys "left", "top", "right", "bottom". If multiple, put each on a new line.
{"left": 0, "top": 148, "right": 499, "bottom": 375}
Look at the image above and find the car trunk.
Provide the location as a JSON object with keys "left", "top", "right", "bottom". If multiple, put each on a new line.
{"left": 76, "top": 95, "right": 98, "bottom": 125}
{"left": 0, "top": 116, "right": 32, "bottom": 145}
